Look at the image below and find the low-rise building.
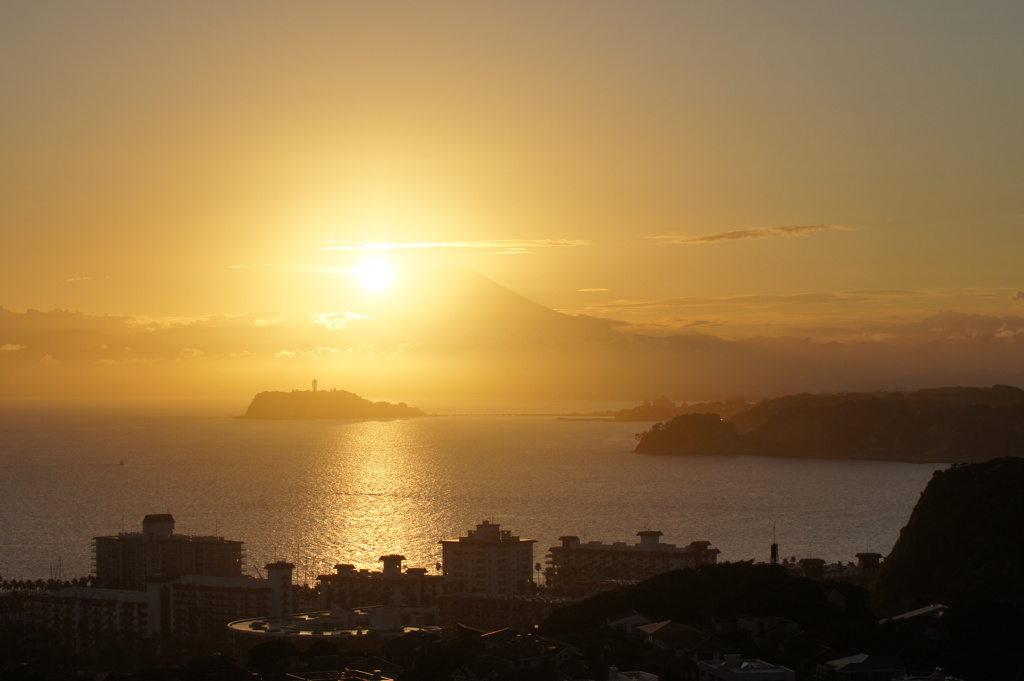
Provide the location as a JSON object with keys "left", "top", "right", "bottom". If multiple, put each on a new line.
{"left": 546, "top": 531, "right": 719, "bottom": 589}
{"left": 316, "top": 555, "right": 442, "bottom": 609}
{"left": 636, "top": 620, "right": 705, "bottom": 652}
{"left": 698, "top": 655, "right": 795, "bottom": 681}
{"left": 606, "top": 610, "right": 654, "bottom": 636}
{"left": 816, "top": 653, "right": 906, "bottom": 681}
{"left": 227, "top": 605, "right": 440, "bottom": 658}
{"left": 609, "top": 670, "right": 659, "bottom": 681}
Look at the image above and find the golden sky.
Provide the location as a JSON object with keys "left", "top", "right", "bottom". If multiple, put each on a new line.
{"left": 2, "top": 1, "right": 1023, "bottom": 400}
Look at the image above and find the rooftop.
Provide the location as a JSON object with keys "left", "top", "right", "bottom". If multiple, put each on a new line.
{"left": 229, "top": 608, "right": 439, "bottom": 639}
{"left": 699, "top": 655, "right": 794, "bottom": 676}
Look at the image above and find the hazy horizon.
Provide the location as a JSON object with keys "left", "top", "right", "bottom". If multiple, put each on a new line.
{"left": 3, "top": 2, "right": 1023, "bottom": 401}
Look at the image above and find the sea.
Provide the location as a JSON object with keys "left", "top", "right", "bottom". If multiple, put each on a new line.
{"left": 0, "top": 398, "right": 945, "bottom": 584}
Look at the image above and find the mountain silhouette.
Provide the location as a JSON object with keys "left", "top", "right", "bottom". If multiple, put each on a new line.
{"left": 361, "top": 266, "right": 619, "bottom": 352}
{"left": 347, "top": 268, "right": 1024, "bottom": 399}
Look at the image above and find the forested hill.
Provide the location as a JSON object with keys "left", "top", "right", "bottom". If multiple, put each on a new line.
{"left": 635, "top": 385, "right": 1024, "bottom": 463}
{"left": 241, "top": 390, "right": 425, "bottom": 420}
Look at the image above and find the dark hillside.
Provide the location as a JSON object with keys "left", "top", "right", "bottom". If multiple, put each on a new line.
{"left": 539, "top": 562, "right": 873, "bottom": 639}
{"left": 729, "top": 385, "right": 1024, "bottom": 434}
{"left": 633, "top": 413, "right": 740, "bottom": 455}
{"left": 745, "top": 398, "right": 950, "bottom": 461}
{"left": 873, "top": 457, "right": 1024, "bottom": 613}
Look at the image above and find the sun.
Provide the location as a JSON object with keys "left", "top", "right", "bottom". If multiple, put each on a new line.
{"left": 353, "top": 257, "right": 395, "bottom": 292}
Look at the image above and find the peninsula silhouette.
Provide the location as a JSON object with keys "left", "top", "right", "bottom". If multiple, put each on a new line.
{"left": 635, "top": 385, "right": 1024, "bottom": 463}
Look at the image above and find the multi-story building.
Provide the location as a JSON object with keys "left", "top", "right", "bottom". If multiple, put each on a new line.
{"left": 26, "top": 562, "right": 294, "bottom": 656}
{"left": 546, "top": 530, "right": 719, "bottom": 589}
{"left": 93, "top": 514, "right": 244, "bottom": 589}
{"left": 31, "top": 515, "right": 289, "bottom": 656}
{"left": 26, "top": 587, "right": 148, "bottom": 653}
{"left": 316, "top": 554, "right": 443, "bottom": 609}
{"left": 150, "top": 562, "right": 295, "bottom": 643}
{"left": 440, "top": 520, "right": 536, "bottom": 594}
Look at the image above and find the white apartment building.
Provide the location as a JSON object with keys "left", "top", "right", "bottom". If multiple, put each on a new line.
{"left": 440, "top": 520, "right": 536, "bottom": 594}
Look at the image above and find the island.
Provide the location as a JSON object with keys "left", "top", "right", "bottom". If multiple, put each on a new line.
{"left": 634, "top": 384, "right": 1024, "bottom": 463}
{"left": 240, "top": 388, "right": 426, "bottom": 420}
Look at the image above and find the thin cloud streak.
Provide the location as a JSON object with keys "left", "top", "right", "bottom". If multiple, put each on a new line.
{"left": 321, "top": 239, "right": 590, "bottom": 252}
{"left": 589, "top": 292, "right": 903, "bottom": 312}
{"left": 653, "top": 224, "right": 857, "bottom": 244}
{"left": 586, "top": 288, "right": 992, "bottom": 313}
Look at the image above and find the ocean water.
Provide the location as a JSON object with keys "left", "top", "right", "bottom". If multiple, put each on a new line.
{"left": 0, "top": 400, "right": 944, "bottom": 583}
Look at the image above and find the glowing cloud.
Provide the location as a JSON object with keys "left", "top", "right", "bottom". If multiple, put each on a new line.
{"left": 274, "top": 347, "right": 342, "bottom": 359}
{"left": 254, "top": 317, "right": 285, "bottom": 327}
{"left": 310, "top": 312, "right": 370, "bottom": 330}
{"left": 177, "top": 348, "right": 206, "bottom": 361}
{"left": 653, "top": 225, "right": 857, "bottom": 244}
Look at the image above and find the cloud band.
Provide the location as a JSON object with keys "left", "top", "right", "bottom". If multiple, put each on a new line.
{"left": 653, "top": 224, "right": 856, "bottom": 244}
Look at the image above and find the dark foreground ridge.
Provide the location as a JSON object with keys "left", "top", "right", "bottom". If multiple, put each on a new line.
{"left": 873, "top": 456, "right": 1024, "bottom": 612}
{"left": 635, "top": 384, "right": 1024, "bottom": 463}
{"left": 241, "top": 389, "right": 426, "bottom": 420}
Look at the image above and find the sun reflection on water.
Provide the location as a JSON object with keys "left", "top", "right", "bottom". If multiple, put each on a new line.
{"left": 297, "top": 420, "right": 455, "bottom": 579}
{"left": 0, "top": 408, "right": 946, "bottom": 582}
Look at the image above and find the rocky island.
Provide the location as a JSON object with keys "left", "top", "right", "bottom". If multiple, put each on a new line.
{"left": 241, "top": 388, "right": 426, "bottom": 420}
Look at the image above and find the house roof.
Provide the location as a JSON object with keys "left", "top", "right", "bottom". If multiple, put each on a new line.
{"left": 826, "top": 653, "right": 905, "bottom": 672}
{"left": 348, "top": 656, "right": 403, "bottom": 673}
{"left": 884, "top": 603, "right": 948, "bottom": 622}
{"left": 481, "top": 628, "right": 524, "bottom": 646}
{"left": 637, "top": 620, "right": 704, "bottom": 645}
{"left": 608, "top": 609, "right": 650, "bottom": 623}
